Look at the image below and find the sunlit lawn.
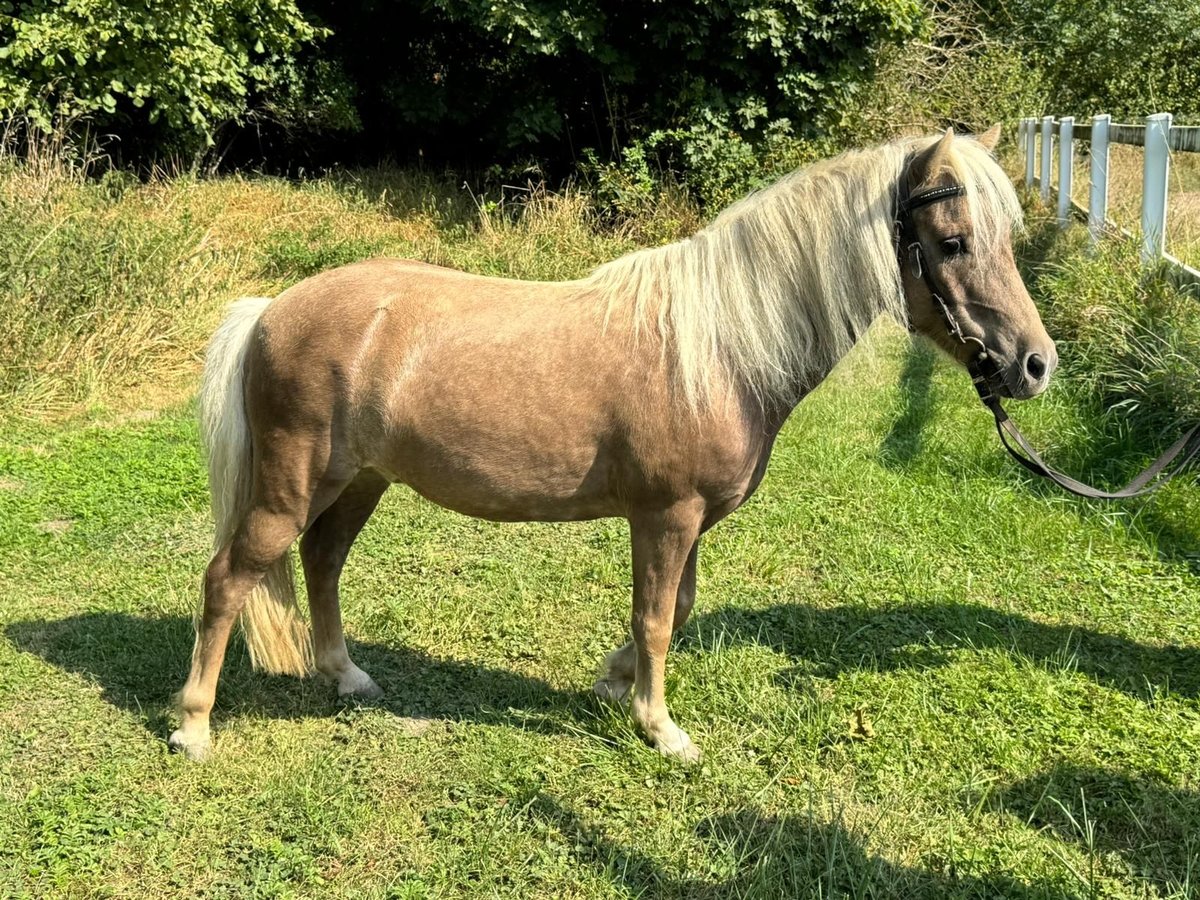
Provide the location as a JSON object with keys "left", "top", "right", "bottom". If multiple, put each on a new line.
{"left": 2, "top": 321, "right": 1198, "bottom": 898}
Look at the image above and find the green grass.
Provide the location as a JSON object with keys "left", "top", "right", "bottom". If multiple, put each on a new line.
{"left": 1016, "top": 211, "right": 1200, "bottom": 438}
{"left": 2, "top": 321, "right": 1199, "bottom": 897}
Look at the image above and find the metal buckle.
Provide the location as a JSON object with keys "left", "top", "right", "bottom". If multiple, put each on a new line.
{"left": 932, "top": 294, "right": 963, "bottom": 342}
{"left": 906, "top": 242, "right": 923, "bottom": 279}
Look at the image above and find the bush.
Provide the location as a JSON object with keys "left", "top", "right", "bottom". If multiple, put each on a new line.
{"left": 839, "top": 3, "right": 1047, "bottom": 144}
{"left": 576, "top": 2, "right": 1051, "bottom": 214}
{"left": 981, "top": 0, "right": 1200, "bottom": 123}
{"left": 0, "top": 0, "right": 342, "bottom": 156}
{"left": 639, "top": 116, "right": 834, "bottom": 211}
{"left": 1019, "top": 218, "right": 1200, "bottom": 437}
{"left": 291, "top": 0, "right": 927, "bottom": 168}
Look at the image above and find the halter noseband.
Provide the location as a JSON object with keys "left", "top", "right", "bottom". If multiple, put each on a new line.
{"left": 893, "top": 161, "right": 1200, "bottom": 500}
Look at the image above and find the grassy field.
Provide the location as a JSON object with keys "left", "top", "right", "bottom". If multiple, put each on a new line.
{"left": 2, "top": 158, "right": 1200, "bottom": 898}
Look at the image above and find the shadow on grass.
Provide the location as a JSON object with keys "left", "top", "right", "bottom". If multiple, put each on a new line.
{"left": 1014, "top": 215, "right": 1064, "bottom": 283}
{"left": 997, "top": 763, "right": 1200, "bottom": 895}
{"left": 4, "top": 612, "right": 589, "bottom": 742}
{"left": 1055, "top": 448, "right": 1200, "bottom": 576}
{"left": 529, "top": 795, "right": 1059, "bottom": 899}
{"left": 684, "top": 600, "right": 1200, "bottom": 700}
{"left": 975, "top": 376, "right": 1200, "bottom": 572}
{"left": 879, "top": 341, "right": 938, "bottom": 469}
{"left": 324, "top": 167, "right": 477, "bottom": 227}
{"left": 878, "top": 318, "right": 1200, "bottom": 574}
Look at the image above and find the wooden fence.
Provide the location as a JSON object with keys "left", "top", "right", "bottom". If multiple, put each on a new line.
{"left": 1017, "top": 113, "right": 1200, "bottom": 289}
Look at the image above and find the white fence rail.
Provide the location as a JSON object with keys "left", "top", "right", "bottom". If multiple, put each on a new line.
{"left": 1017, "top": 113, "right": 1200, "bottom": 289}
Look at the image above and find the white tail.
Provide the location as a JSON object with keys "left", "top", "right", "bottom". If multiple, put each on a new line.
{"left": 198, "top": 297, "right": 313, "bottom": 676}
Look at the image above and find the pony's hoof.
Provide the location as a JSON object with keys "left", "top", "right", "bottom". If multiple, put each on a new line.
{"left": 167, "top": 729, "right": 211, "bottom": 762}
{"left": 652, "top": 727, "right": 702, "bottom": 764}
{"left": 337, "top": 672, "right": 383, "bottom": 702}
{"left": 592, "top": 677, "right": 632, "bottom": 703}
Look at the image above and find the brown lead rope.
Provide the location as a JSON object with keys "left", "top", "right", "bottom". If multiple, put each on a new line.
{"left": 968, "top": 355, "right": 1200, "bottom": 500}
{"left": 897, "top": 167, "right": 1200, "bottom": 501}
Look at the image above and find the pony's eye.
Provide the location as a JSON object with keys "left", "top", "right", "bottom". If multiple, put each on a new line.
{"left": 941, "top": 237, "right": 965, "bottom": 257}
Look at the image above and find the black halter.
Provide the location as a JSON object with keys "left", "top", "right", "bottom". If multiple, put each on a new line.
{"left": 894, "top": 165, "right": 1200, "bottom": 500}
{"left": 895, "top": 179, "right": 980, "bottom": 352}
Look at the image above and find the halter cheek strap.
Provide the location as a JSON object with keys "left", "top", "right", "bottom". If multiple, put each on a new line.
{"left": 894, "top": 162, "right": 1200, "bottom": 500}
{"left": 894, "top": 172, "right": 989, "bottom": 374}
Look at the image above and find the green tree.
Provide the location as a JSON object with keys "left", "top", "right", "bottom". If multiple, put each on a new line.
{"left": 0, "top": 0, "right": 337, "bottom": 152}
{"left": 300, "top": 0, "right": 925, "bottom": 167}
{"left": 980, "top": 0, "right": 1200, "bottom": 121}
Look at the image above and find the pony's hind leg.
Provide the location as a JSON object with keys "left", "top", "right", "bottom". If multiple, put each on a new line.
{"left": 300, "top": 470, "right": 390, "bottom": 700}
{"left": 170, "top": 426, "right": 355, "bottom": 761}
{"left": 595, "top": 538, "right": 698, "bottom": 702}
{"left": 169, "top": 506, "right": 305, "bottom": 760}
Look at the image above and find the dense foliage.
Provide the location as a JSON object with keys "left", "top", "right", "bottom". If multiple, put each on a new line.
{"left": 301, "top": 0, "right": 924, "bottom": 168}
{"left": 981, "top": 0, "right": 1200, "bottom": 123}
{"left": 1, "top": 0, "right": 1196, "bottom": 174}
{"left": 0, "top": 0, "right": 342, "bottom": 155}
{"left": 0, "top": 0, "right": 925, "bottom": 166}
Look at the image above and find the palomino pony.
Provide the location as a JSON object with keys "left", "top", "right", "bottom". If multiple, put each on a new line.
{"left": 169, "top": 126, "right": 1056, "bottom": 762}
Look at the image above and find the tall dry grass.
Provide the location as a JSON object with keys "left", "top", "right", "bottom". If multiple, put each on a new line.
{"left": 0, "top": 145, "right": 692, "bottom": 420}
{"left": 1058, "top": 141, "right": 1200, "bottom": 266}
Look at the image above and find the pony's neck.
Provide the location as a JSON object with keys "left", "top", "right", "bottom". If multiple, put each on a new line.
{"left": 588, "top": 141, "right": 910, "bottom": 410}
{"left": 753, "top": 314, "right": 878, "bottom": 430}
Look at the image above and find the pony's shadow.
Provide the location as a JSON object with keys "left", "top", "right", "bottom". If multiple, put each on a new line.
{"left": 996, "top": 763, "right": 1200, "bottom": 894}
{"left": 527, "top": 795, "right": 1055, "bottom": 898}
{"left": 3, "top": 613, "right": 588, "bottom": 741}
{"left": 879, "top": 341, "right": 938, "bottom": 468}
{"left": 877, "top": 334, "right": 1200, "bottom": 573}
{"left": 1040, "top": 433, "right": 1200, "bottom": 574}
{"left": 684, "top": 599, "right": 1200, "bottom": 701}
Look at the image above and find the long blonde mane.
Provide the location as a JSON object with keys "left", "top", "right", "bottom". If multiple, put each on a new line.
{"left": 585, "top": 133, "right": 1022, "bottom": 409}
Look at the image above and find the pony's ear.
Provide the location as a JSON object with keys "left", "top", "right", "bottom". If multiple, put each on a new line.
{"left": 910, "top": 128, "right": 955, "bottom": 186}
{"left": 977, "top": 123, "right": 1002, "bottom": 151}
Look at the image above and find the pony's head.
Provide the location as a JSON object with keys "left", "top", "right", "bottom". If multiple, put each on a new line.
{"left": 899, "top": 127, "right": 1056, "bottom": 400}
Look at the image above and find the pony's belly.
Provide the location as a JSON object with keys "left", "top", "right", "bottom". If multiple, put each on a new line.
{"left": 407, "top": 483, "right": 617, "bottom": 522}
{"left": 371, "top": 435, "right": 620, "bottom": 523}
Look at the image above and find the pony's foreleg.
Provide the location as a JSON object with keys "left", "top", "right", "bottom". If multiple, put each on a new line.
{"left": 625, "top": 506, "right": 703, "bottom": 762}
{"left": 300, "top": 470, "right": 390, "bottom": 700}
{"left": 594, "top": 539, "right": 697, "bottom": 702}
{"left": 169, "top": 508, "right": 302, "bottom": 761}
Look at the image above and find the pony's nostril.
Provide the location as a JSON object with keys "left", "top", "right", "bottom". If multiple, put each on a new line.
{"left": 1025, "top": 353, "right": 1047, "bottom": 380}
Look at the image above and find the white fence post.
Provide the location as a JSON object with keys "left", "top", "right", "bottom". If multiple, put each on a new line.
{"left": 1057, "top": 116, "right": 1074, "bottom": 226}
{"left": 1018, "top": 119, "right": 1025, "bottom": 174}
{"left": 1024, "top": 118, "right": 1036, "bottom": 188}
{"left": 1088, "top": 114, "right": 1110, "bottom": 244}
{"left": 1142, "top": 112, "right": 1172, "bottom": 262}
{"left": 1040, "top": 115, "right": 1054, "bottom": 201}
